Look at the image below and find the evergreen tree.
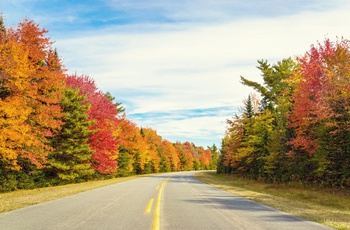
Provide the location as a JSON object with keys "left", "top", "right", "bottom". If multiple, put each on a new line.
{"left": 244, "top": 95, "right": 254, "bottom": 119}
{"left": 240, "top": 59, "right": 296, "bottom": 181}
{"left": 240, "top": 58, "right": 296, "bottom": 113}
{"left": 47, "top": 88, "right": 94, "bottom": 182}
{"left": 104, "top": 91, "right": 125, "bottom": 113}
{"left": 116, "top": 149, "right": 133, "bottom": 177}
{"left": 208, "top": 144, "right": 219, "bottom": 170}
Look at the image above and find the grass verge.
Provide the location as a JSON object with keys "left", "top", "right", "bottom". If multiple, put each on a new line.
{"left": 194, "top": 171, "right": 350, "bottom": 230}
{"left": 0, "top": 176, "right": 140, "bottom": 214}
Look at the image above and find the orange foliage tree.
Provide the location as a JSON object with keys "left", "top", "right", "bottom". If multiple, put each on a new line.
{"left": 160, "top": 140, "right": 181, "bottom": 172}
{"left": 175, "top": 141, "right": 194, "bottom": 170}
{"left": 116, "top": 117, "right": 151, "bottom": 175}
{"left": 0, "top": 19, "right": 65, "bottom": 169}
{"left": 141, "top": 127, "right": 162, "bottom": 173}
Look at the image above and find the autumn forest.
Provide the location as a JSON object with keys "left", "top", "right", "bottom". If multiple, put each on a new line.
{"left": 0, "top": 19, "right": 218, "bottom": 191}
{"left": 218, "top": 38, "right": 350, "bottom": 189}
{"left": 1, "top": 17, "right": 349, "bottom": 192}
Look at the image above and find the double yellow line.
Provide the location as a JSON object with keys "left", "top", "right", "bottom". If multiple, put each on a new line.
{"left": 144, "top": 177, "right": 170, "bottom": 230}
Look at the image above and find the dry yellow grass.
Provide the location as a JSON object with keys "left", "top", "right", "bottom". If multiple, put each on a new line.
{"left": 195, "top": 171, "right": 350, "bottom": 230}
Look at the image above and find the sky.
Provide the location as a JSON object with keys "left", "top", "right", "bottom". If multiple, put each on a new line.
{"left": 2, "top": 0, "right": 350, "bottom": 148}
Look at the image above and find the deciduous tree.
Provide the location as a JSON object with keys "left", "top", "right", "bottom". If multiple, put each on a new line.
{"left": 0, "top": 19, "right": 65, "bottom": 169}
{"left": 66, "top": 74, "right": 119, "bottom": 174}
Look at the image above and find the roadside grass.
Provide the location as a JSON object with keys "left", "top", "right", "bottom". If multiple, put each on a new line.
{"left": 0, "top": 175, "right": 141, "bottom": 214}
{"left": 194, "top": 171, "right": 350, "bottom": 230}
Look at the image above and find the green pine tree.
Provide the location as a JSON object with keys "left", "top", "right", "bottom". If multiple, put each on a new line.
{"left": 240, "top": 58, "right": 296, "bottom": 181}
{"left": 47, "top": 88, "right": 94, "bottom": 182}
{"left": 208, "top": 144, "right": 219, "bottom": 170}
{"left": 244, "top": 95, "right": 254, "bottom": 119}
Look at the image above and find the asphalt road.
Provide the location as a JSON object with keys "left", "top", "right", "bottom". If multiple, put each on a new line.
{"left": 0, "top": 171, "right": 334, "bottom": 230}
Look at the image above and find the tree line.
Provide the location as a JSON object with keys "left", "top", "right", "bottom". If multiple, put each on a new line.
{"left": 218, "top": 38, "right": 350, "bottom": 189}
{"left": 0, "top": 18, "right": 218, "bottom": 192}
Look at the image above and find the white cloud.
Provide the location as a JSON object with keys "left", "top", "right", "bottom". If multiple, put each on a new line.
{"left": 128, "top": 106, "right": 237, "bottom": 147}
{"left": 57, "top": 6, "right": 350, "bottom": 105}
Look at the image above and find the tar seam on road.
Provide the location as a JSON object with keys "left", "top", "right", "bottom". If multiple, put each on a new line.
{"left": 152, "top": 177, "right": 170, "bottom": 230}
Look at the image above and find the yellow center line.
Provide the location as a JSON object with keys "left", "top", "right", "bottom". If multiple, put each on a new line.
{"left": 144, "top": 198, "right": 154, "bottom": 215}
{"left": 152, "top": 178, "right": 170, "bottom": 230}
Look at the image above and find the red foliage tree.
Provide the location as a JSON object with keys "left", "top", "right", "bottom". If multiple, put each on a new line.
{"left": 66, "top": 74, "right": 119, "bottom": 174}
{"left": 200, "top": 149, "right": 211, "bottom": 168}
{"left": 175, "top": 141, "right": 200, "bottom": 170}
{"left": 288, "top": 38, "right": 350, "bottom": 155}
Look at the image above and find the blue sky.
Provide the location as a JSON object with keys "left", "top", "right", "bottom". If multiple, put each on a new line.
{"left": 2, "top": 0, "right": 350, "bottom": 148}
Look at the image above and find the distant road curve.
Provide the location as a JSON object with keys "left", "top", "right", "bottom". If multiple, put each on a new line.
{"left": 0, "top": 171, "right": 334, "bottom": 230}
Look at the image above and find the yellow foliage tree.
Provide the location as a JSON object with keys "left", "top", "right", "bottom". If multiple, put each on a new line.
{"left": 0, "top": 37, "right": 37, "bottom": 169}
{"left": 0, "top": 19, "right": 65, "bottom": 169}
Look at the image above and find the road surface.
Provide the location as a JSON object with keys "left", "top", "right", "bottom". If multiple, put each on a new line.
{"left": 0, "top": 171, "right": 334, "bottom": 230}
